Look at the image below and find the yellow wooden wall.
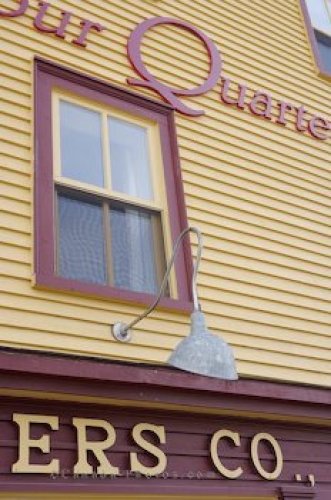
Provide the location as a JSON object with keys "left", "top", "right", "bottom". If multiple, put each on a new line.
{"left": 0, "top": 0, "right": 330, "bottom": 386}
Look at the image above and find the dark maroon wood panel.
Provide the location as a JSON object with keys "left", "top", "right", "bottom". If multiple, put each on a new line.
{"left": 0, "top": 396, "right": 329, "bottom": 498}
{"left": 0, "top": 349, "right": 329, "bottom": 421}
{"left": 0, "top": 350, "right": 329, "bottom": 498}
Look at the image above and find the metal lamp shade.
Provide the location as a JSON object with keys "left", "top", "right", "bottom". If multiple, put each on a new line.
{"left": 168, "top": 311, "right": 238, "bottom": 380}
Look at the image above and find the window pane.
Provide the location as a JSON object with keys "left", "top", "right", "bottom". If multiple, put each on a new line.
{"left": 306, "top": 0, "right": 331, "bottom": 36}
{"left": 316, "top": 31, "right": 331, "bottom": 72}
{"left": 60, "top": 101, "right": 104, "bottom": 187}
{"left": 108, "top": 117, "right": 153, "bottom": 200}
{"left": 110, "top": 206, "right": 159, "bottom": 294}
{"left": 57, "top": 195, "right": 107, "bottom": 285}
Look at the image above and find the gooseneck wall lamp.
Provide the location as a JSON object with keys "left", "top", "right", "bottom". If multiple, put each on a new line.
{"left": 112, "top": 227, "right": 238, "bottom": 381}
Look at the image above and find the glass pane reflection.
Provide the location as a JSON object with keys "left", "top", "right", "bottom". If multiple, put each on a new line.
{"left": 109, "top": 117, "right": 153, "bottom": 200}
{"left": 60, "top": 101, "right": 104, "bottom": 187}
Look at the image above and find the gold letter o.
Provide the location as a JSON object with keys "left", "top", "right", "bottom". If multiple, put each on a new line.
{"left": 251, "top": 432, "right": 283, "bottom": 480}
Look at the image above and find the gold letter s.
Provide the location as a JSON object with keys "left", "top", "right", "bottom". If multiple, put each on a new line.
{"left": 130, "top": 423, "right": 167, "bottom": 476}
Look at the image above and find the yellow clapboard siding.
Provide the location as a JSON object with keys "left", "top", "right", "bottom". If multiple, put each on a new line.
{"left": 0, "top": 0, "right": 330, "bottom": 386}
{"left": 201, "top": 247, "right": 331, "bottom": 286}
{"left": 187, "top": 202, "right": 331, "bottom": 258}
{"left": 0, "top": 113, "right": 31, "bottom": 135}
{"left": 0, "top": 279, "right": 187, "bottom": 323}
{"left": 187, "top": 191, "right": 331, "bottom": 243}
{"left": 196, "top": 105, "right": 331, "bottom": 157}
{"left": 141, "top": 17, "right": 309, "bottom": 63}
{"left": 180, "top": 141, "right": 330, "bottom": 194}
{"left": 0, "top": 182, "right": 31, "bottom": 203}
{"left": 1, "top": 267, "right": 330, "bottom": 337}
{"left": 198, "top": 283, "right": 331, "bottom": 323}
{"left": 0, "top": 0, "right": 320, "bottom": 100}
{"left": 0, "top": 195, "right": 30, "bottom": 217}
{"left": 135, "top": 19, "right": 330, "bottom": 105}
{"left": 0, "top": 73, "right": 31, "bottom": 97}
{"left": 206, "top": 113, "right": 331, "bottom": 161}
{"left": 198, "top": 273, "right": 331, "bottom": 314}
{"left": 205, "top": 315, "right": 331, "bottom": 349}
{"left": 139, "top": 26, "right": 312, "bottom": 80}
{"left": 0, "top": 212, "right": 31, "bottom": 234}
{"left": 0, "top": 141, "right": 31, "bottom": 162}
{"left": 0, "top": 167, "right": 31, "bottom": 187}
{"left": 0, "top": 259, "right": 31, "bottom": 279}
{"left": 0, "top": 84, "right": 31, "bottom": 108}
{"left": 0, "top": 60, "right": 30, "bottom": 83}
{"left": 2, "top": 284, "right": 330, "bottom": 334}
{"left": 177, "top": 103, "right": 331, "bottom": 157}
{"left": 0, "top": 324, "right": 329, "bottom": 386}
{"left": 186, "top": 194, "right": 331, "bottom": 247}
{"left": 2, "top": 294, "right": 330, "bottom": 360}
{"left": 237, "top": 361, "right": 331, "bottom": 386}
{"left": 140, "top": 41, "right": 328, "bottom": 109}
{"left": 0, "top": 327, "right": 169, "bottom": 363}
{"left": 187, "top": 87, "right": 331, "bottom": 154}
{"left": 182, "top": 159, "right": 331, "bottom": 210}
{"left": 0, "top": 101, "right": 31, "bottom": 123}
{"left": 0, "top": 244, "right": 30, "bottom": 263}
{"left": 178, "top": 127, "right": 330, "bottom": 180}
{"left": 0, "top": 28, "right": 129, "bottom": 82}
{"left": 186, "top": 179, "right": 330, "bottom": 226}
{"left": 199, "top": 260, "right": 331, "bottom": 302}
{"left": 93, "top": 0, "right": 309, "bottom": 75}
{"left": 0, "top": 314, "right": 329, "bottom": 373}
{"left": 201, "top": 233, "right": 331, "bottom": 273}
{"left": 201, "top": 249, "right": 331, "bottom": 289}
{"left": 0, "top": 228, "right": 31, "bottom": 248}
{"left": 188, "top": 205, "right": 331, "bottom": 250}
{"left": 202, "top": 301, "right": 331, "bottom": 337}
{"left": 181, "top": 0, "right": 302, "bottom": 36}
{"left": 0, "top": 157, "right": 31, "bottom": 176}
{"left": 231, "top": 345, "right": 331, "bottom": 374}
{"left": 0, "top": 284, "right": 330, "bottom": 380}
{"left": 1, "top": 243, "right": 329, "bottom": 306}
{"left": 181, "top": 143, "right": 330, "bottom": 199}
{"left": 1, "top": 2, "right": 330, "bottom": 107}
{"left": 2, "top": 274, "right": 329, "bottom": 333}
{"left": 0, "top": 128, "right": 31, "bottom": 149}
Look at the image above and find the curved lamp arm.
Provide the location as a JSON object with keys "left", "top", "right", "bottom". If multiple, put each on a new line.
{"left": 112, "top": 226, "right": 203, "bottom": 342}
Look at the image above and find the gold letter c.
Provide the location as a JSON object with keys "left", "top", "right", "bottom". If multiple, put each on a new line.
{"left": 210, "top": 429, "right": 243, "bottom": 479}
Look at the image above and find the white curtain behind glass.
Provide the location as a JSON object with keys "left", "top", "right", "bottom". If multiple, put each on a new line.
{"left": 58, "top": 196, "right": 107, "bottom": 285}
{"left": 110, "top": 207, "right": 158, "bottom": 294}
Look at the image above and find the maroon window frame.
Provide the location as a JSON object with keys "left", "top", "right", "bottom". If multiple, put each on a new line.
{"left": 34, "top": 58, "right": 192, "bottom": 312}
{"left": 300, "top": 0, "right": 331, "bottom": 80}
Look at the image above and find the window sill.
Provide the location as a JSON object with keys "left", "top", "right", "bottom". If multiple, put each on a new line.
{"left": 34, "top": 273, "right": 193, "bottom": 314}
{"left": 316, "top": 67, "right": 331, "bottom": 81}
